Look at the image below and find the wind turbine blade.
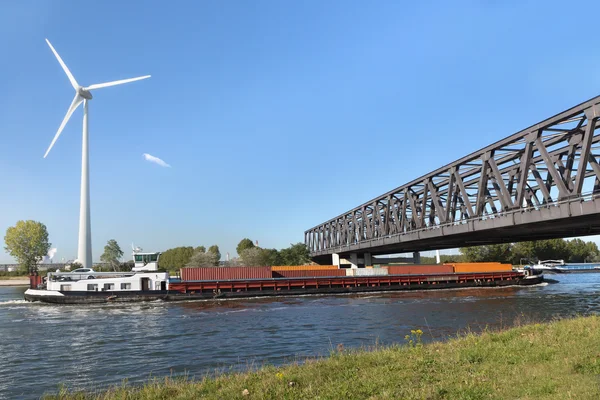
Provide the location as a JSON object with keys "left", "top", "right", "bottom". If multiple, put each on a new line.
{"left": 45, "top": 39, "right": 79, "bottom": 90}
{"left": 85, "top": 75, "right": 151, "bottom": 91}
{"left": 44, "top": 94, "right": 83, "bottom": 158}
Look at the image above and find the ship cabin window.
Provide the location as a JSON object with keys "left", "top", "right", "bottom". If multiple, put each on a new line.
{"left": 87, "top": 284, "right": 98, "bottom": 291}
{"left": 103, "top": 283, "right": 115, "bottom": 291}
{"left": 121, "top": 283, "right": 131, "bottom": 290}
{"left": 60, "top": 285, "right": 71, "bottom": 291}
{"left": 134, "top": 254, "right": 158, "bottom": 263}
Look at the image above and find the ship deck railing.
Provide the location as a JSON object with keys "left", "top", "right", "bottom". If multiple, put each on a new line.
{"left": 47, "top": 271, "right": 138, "bottom": 282}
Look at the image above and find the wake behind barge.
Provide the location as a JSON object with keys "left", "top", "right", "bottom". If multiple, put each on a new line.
{"left": 24, "top": 250, "right": 543, "bottom": 304}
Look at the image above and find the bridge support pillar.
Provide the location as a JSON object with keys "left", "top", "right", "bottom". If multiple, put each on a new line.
{"left": 413, "top": 251, "right": 421, "bottom": 264}
{"left": 364, "top": 253, "right": 372, "bottom": 267}
{"left": 332, "top": 253, "right": 340, "bottom": 267}
{"left": 349, "top": 253, "right": 359, "bottom": 269}
{"left": 336, "top": 253, "right": 372, "bottom": 268}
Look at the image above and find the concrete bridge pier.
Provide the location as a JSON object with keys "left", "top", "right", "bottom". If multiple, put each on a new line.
{"left": 413, "top": 251, "right": 421, "bottom": 264}
{"left": 332, "top": 252, "right": 372, "bottom": 268}
{"left": 332, "top": 253, "right": 340, "bottom": 267}
{"left": 349, "top": 253, "right": 358, "bottom": 268}
{"left": 364, "top": 253, "right": 372, "bottom": 267}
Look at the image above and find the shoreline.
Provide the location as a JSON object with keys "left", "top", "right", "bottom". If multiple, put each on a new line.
{"left": 43, "top": 315, "right": 600, "bottom": 399}
{"left": 0, "top": 279, "right": 29, "bottom": 286}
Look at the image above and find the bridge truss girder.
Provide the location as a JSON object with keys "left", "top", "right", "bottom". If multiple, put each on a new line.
{"left": 306, "top": 95, "right": 600, "bottom": 258}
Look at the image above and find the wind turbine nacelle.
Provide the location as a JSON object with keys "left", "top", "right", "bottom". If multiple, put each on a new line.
{"left": 77, "top": 87, "right": 93, "bottom": 100}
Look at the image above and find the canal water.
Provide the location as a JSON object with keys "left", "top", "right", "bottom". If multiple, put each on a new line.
{"left": 1, "top": 273, "right": 599, "bottom": 399}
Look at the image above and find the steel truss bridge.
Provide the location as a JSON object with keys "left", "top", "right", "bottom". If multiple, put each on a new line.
{"left": 306, "top": 95, "right": 600, "bottom": 264}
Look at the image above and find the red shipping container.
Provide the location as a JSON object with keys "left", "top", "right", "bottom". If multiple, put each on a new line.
{"left": 272, "top": 269, "right": 346, "bottom": 278}
{"left": 180, "top": 266, "right": 272, "bottom": 281}
{"left": 387, "top": 265, "right": 454, "bottom": 275}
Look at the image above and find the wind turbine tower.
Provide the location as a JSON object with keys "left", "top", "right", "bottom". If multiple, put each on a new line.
{"left": 43, "top": 39, "right": 150, "bottom": 268}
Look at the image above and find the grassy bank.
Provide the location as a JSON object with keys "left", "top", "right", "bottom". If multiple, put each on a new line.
{"left": 47, "top": 316, "right": 600, "bottom": 400}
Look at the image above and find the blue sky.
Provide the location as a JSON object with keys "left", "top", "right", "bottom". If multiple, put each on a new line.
{"left": 2, "top": 0, "right": 600, "bottom": 263}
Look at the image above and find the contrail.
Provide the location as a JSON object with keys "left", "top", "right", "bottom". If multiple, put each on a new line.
{"left": 143, "top": 153, "right": 171, "bottom": 168}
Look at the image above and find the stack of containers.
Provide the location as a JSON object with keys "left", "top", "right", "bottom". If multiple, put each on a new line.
{"left": 346, "top": 267, "right": 389, "bottom": 276}
{"left": 180, "top": 266, "right": 272, "bottom": 281}
{"left": 387, "top": 264, "right": 454, "bottom": 275}
{"left": 271, "top": 265, "right": 344, "bottom": 278}
{"left": 445, "top": 262, "right": 512, "bottom": 273}
{"left": 272, "top": 269, "right": 346, "bottom": 278}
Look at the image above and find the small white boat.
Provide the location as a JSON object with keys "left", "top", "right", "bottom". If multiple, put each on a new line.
{"left": 525, "top": 259, "right": 566, "bottom": 274}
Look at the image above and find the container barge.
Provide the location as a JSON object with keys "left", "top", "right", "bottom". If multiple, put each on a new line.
{"left": 24, "top": 250, "right": 543, "bottom": 304}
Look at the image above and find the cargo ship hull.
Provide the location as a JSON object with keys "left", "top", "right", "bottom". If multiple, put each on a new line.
{"left": 24, "top": 272, "right": 543, "bottom": 304}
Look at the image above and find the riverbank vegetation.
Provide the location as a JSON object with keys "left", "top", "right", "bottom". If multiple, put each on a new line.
{"left": 159, "top": 240, "right": 310, "bottom": 271}
{"left": 459, "top": 238, "right": 600, "bottom": 265}
{"left": 3, "top": 220, "right": 51, "bottom": 274}
{"left": 46, "top": 315, "right": 600, "bottom": 399}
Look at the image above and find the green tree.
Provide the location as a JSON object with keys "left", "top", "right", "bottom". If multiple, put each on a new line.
{"left": 100, "top": 239, "right": 124, "bottom": 271}
{"left": 262, "top": 248, "right": 283, "bottom": 266}
{"left": 207, "top": 245, "right": 221, "bottom": 266}
{"left": 159, "top": 246, "right": 195, "bottom": 269}
{"left": 121, "top": 260, "right": 135, "bottom": 271}
{"left": 240, "top": 247, "right": 267, "bottom": 266}
{"left": 459, "top": 243, "right": 513, "bottom": 263}
{"left": 584, "top": 241, "right": 600, "bottom": 262}
{"left": 279, "top": 243, "right": 311, "bottom": 265}
{"left": 530, "top": 239, "right": 570, "bottom": 261}
{"left": 566, "top": 239, "right": 599, "bottom": 263}
{"left": 512, "top": 239, "right": 570, "bottom": 264}
{"left": 511, "top": 241, "right": 537, "bottom": 265}
{"left": 236, "top": 238, "right": 255, "bottom": 256}
{"left": 4, "top": 220, "right": 51, "bottom": 274}
{"left": 186, "top": 249, "right": 219, "bottom": 267}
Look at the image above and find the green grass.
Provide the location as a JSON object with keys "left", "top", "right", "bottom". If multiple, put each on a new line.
{"left": 45, "top": 316, "right": 600, "bottom": 400}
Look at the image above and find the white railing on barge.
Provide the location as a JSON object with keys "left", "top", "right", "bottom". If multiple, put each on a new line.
{"left": 47, "top": 271, "right": 137, "bottom": 282}
{"left": 45, "top": 271, "right": 170, "bottom": 292}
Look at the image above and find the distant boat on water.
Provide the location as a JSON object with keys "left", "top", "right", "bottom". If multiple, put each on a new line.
{"left": 526, "top": 260, "right": 600, "bottom": 273}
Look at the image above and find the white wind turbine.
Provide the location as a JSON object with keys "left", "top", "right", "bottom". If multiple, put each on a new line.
{"left": 43, "top": 39, "right": 150, "bottom": 269}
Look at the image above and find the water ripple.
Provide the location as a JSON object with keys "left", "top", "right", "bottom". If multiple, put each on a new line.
{"left": 1, "top": 274, "right": 600, "bottom": 399}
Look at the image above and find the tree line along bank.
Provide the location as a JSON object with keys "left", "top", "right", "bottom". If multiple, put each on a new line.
{"left": 4, "top": 219, "right": 599, "bottom": 274}
{"left": 2, "top": 219, "right": 311, "bottom": 274}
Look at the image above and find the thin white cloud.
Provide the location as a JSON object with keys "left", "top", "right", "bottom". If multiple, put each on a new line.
{"left": 143, "top": 153, "right": 171, "bottom": 168}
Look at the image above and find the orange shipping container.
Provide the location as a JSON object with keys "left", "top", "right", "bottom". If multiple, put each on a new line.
{"left": 271, "top": 265, "right": 338, "bottom": 271}
{"left": 451, "top": 263, "right": 513, "bottom": 273}
{"left": 444, "top": 262, "right": 502, "bottom": 266}
{"left": 388, "top": 265, "right": 454, "bottom": 275}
